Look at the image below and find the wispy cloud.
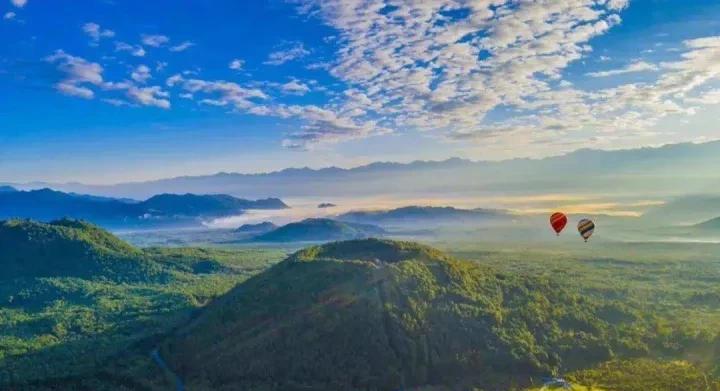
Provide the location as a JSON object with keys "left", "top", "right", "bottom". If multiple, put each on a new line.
{"left": 3, "top": 11, "right": 15, "bottom": 20}
{"left": 115, "top": 41, "right": 145, "bottom": 57}
{"left": 170, "top": 41, "right": 195, "bottom": 52}
{"left": 281, "top": 79, "right": 310, "bottom": 95}
{"left": 130, "top": 64, "right": 151, "bottom": 83}
{"left": 82, "top": 22, "right": 115, "bottom": 45}
{"left": 167, "top": 74, "right": 267, "bottom": 109}
{"left": 10, "top": 0, "right": 26, "bottom": 8}
{"left": 126, "top": 86, "right": 170, "bottom": 109}
{"left": 46, "top": 49, "right": 170, "bottom": 109}
{"left": 264, "top": 42, "right": 309, "bottom": 65}
{"left": 141, "top": 34, "right": 169, "bottom": 48}
{"left": 586, "top": 61, "right": 659, "bottom": 77}
{"left": 45, "top": 50, "right": 104, "bottom": 99}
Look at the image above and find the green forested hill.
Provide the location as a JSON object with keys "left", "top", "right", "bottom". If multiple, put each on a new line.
{"left": 162, "top": 239, "right": 694, "bottom": 391}
{"left": 0, "top": 219, "right": 286, "bottom": 389}
{"left": 253, "top": 218, "right": 385, "bottom": 242}
{"left": 0, "top": 219, "right": 163, "bottom": 282}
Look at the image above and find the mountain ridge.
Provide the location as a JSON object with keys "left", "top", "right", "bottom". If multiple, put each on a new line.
{"left": 10, "top": 140, "right": 718, "bottom": 199}
{"left": 0, "top": 188, "right": 288, "bottom": 228}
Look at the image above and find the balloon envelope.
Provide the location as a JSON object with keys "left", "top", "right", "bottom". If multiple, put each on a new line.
{"left": 577, "top": 219, "right": 595, "bottom": 242}
{"left": 550, "top": 212, "right": 567, "bottom": 235}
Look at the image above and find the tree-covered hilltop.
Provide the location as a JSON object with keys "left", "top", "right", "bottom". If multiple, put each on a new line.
{"left": 162, "top": 239, "right": 699, "bottom": 391}
{"left": 253, "top": 218, "right": 385, "bottom": 242}
{"left": 0, "top": 219, "right": 166, "bottom": 282}
{"left": 140, "top": 193, "right": 288, "bottom": 216}
{"left": 0, "top": 219, "right": 287, "bottom": 389}
{"left": 235, "top": 221, "right": 278, "bottom": 234}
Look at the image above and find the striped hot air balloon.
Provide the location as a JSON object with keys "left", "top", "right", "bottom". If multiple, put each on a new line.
{"left": 577, "top": 219, "right": 595, "bottom": 242}
{"left": 550, "top": 212, "right": 567, "bottom": 236}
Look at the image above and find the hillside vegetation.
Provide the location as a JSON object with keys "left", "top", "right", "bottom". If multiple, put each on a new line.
{"left": 253, "top": 218, "right": 385, "bottom": 242}
{"left": 162, "top": 239, "right": 717, "bottom": 390}
{"left": 0, "top": 219, "right": 286, "bottom": 388}
{"left": 0, "top": 219, "right": 161, "bottom": 281}
{"left": 3, "top": 224, "right": 720, "bottom": 390}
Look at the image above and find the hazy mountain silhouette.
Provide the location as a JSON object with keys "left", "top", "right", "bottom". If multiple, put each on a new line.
{"left": 21, "top": 141, "right": 720, "bottom": 199}
{"left": 0, "top": 189, "right": 288, "bottom": 228}
{"left": 253, "top": 218, "right": 385, "bottom": 242}
{"left": 337, "top": 206, "right": 511, "bottom": 227}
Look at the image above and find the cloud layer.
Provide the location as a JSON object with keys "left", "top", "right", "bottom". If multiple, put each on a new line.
{"left": 39, "top": 1, "right": 720, "bottom": 152}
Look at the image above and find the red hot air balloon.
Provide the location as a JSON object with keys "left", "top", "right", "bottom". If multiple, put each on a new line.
{"left": 550, "top": 212, "right": 567, "bottom": 236}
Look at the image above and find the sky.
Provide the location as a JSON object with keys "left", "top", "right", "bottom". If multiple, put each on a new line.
{"left": 2, "top": 0, "right": 720, "bottom": 184}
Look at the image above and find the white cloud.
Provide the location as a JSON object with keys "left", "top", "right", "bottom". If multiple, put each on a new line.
{"left": 131, "top": 64, "right": 151, "bottom": 83}
{"left": 170, "top": 41, "right": 195, "bottom": 52}
{"left": 46, "top": 50, "right": 171, "bottom": 109}
{"left": 166, "top": 74, "right": 183, "bottom": 87}
{"left": 606, "top": 0, "right": 630, "bottom": 10}
{"left": 82, "top": 22, "right": 115, "bottom": 45}
{"left": 45, "top": 50, "right": 104, "bottom": 99}
{"left": 10, "top": 0, "right": 26, "bottom": 8}
{"left": 279, "top": 0, "right": 630, "bottom": 147}
{"left": 281, "top": 80, "right": 310, "bottom": 95}
{"left": 153, "top": 1, "right": 720, "bottom": 152}
{"left": 170, "top": 75, "right": 268, "bottom": 110}
{"left": 115, "top": 42, "right": 146, "bottom": 57}
{"left": 280, "top": 105, "right": 389, "bottom": 150}
{"left": 587, "top": 61, "right": 659, "bottom": 77}
{"left": 126, "top": 86, "right": 171, "bottom": 109}
{"left": 229, "top": 58, "right": 244, "bottom": 70}
{"left": 141, "top": 34, "right": 169, "bottom": 48}
{"left": 3, "top": 11, "right": 15, "bottom": 19}
{"left": 264, "top": 42, "right": 309, "bottom": 65}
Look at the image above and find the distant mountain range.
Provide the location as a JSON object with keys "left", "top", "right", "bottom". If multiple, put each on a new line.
{"left": 253, "top": 218, "right": 385, "bottom": 242}
{"left": 0, "top": 188, "right": 288, "bottom": 228}
{"left": 336, "top": 206, "right": 511, "bottom": 226}
{"left": 6, "top": 141, "right": 720, "bottom": 199}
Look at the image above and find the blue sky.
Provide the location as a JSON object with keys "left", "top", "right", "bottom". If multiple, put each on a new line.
{"left": 2, "top": 0, "right": 720, "bottom": 184}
